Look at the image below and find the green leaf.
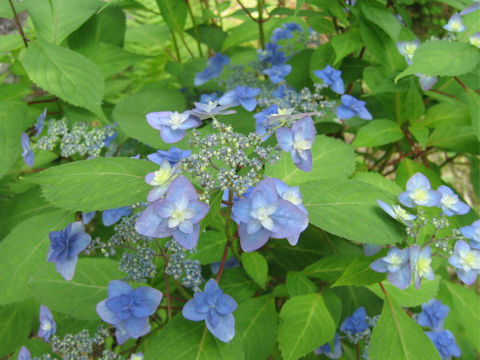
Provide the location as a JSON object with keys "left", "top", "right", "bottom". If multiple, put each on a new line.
{"left": 112, "top": 89, "right": 186, "bottom": 148}
{"left": 0, "top": 301, "right": 34, "bottom": 357}
{"left": 241, "top": 252, "right": 268, "bottom": 288}
{"left": 191, "top": 231, "right": 228, "bottom": 264}
{"left": 156, "top": 0, "right": 187, "bottom": 34}
{"left": 145, "top": 314, "right": 244, "bottom": 359}
{"left": 353, "top": 120, "right": 404, "bottom": 147}
{"left": 352, "top": 172, "right": 402, "bottom": 196}
{"left": 467, "top": 88, "right": 480, "bottom": 141}
{"left": 302, "top": 254, "right": 357, "bottom": 280}
{"left": 265, "top": 135, "right": 355, "bottom": 186}
{"left": 427, "top": 125, "right": 479, "bottom": 153}
{"left": 306, "top": 15, "right": 335, "bottom": 34}
{"left": 222, "top": 21, "right": 258, "bottom": 51}
{"left": 332, "top": 286, "right": 383, "bottom": 320}
{"left": 278, "top": 294, "right": 335, "bottom": 360}
{"left": 367, "top": 278, "right": 440, "bottom": 307}
{"left": 200, "top": 190, "right": 223, "bottom": 232}
{"left": 285, "top": 49, "right": 314, "bottom": 90}
{"left": 359, "top": 0, "right": 401, "bottom": 40}
{"left": 236, "top": 296, "right": 277, "bottom": 360}
{"left": 333, "top": 256, "right": 385, "bottom": 287}
{"left": 301, "top": 179, "right": 404, "bottom": 245}
{"left": 369, "top": 296, "right": 441, "bottom": 360}
{"left": 186, "top": 25, "right": 227, "bottom": 52}
{"left": 0, "top": 101, "right": 28, "bottom": 180}
{"left": 29, "top": 258, "right": 123, "bottom": 320}
{"left": 396, "top": 158, "right": 443, "bottom": 189}
{"left": 29, "top": 158, "right": 157, "bottom": 212}
{"left": 0, "top": 210, "right": 71, "bottom": 305}
{"left": 404, "top": 81, "right": 425, "bottom": 123}
{"left": 24, "top": 0, "right": 100, "bottom": 44}
{"left": 219, "top": 268, "right": 259, "bottom": 302}
{"left": 286, "top": 272, "right": 317, "bottom": 296}
{"left": 396, "top": 41, "right": 479, "bottom": 80}
{"left": 125, "top": 24, "right": 170, "bottom": 46}
{"left": 330, "top": 28, "right": 363, "bottom": 64}
{"left": 295, "top": 0, "right": 305, "bottom": 15}
{"left": 0, "top": 33, "right": 24, "bottom": 53}
{"left": 21, "top": 40, "right": 105, "bottom": 119}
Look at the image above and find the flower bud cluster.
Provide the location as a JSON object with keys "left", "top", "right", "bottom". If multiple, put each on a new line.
{"left": 119, "top": 245, "right": 157, "bottom": 283}
{"left": 165, "top": 240, "right": 203, "bottom": 291}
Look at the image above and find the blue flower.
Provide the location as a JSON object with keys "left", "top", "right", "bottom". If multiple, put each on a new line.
{"left": 314, "top": 333, "right": 342, "bottom": 359}
{"left": 448, "top": 240, "right": 480, "bottom": 285}
{"left": 102, "top": 206, "right": 132, "bottom": 226}
{"left": 147, "top": 111, "right": 202, "bottom": 143}
{"left": 417, "top": 299, "right": 449, "bottom": 331}
{"left": 96, "top": 280, "right": 162, "bottom": 345}
{"left": 470, "top": 32, "right": 480, "bottom": 48}
{"left": 363, "top": 244, "right": 382, "bottom": 256}
{"left": 417, "top": 74, "right": 438, "bottom": 91}
{"left": 194, "top": 53, "right": 230, "bottom": 86}
{"left": 35, "top": 108, "right": 47, "bottom": 137}
{"left": 398, "top": 173, "right": 441, "bottom": 208}
{"left": 284, "top": 22, "right": 303, "bottom": 32}
{"left": 377, "top": 200, "right": 416, "bottom": 227}
{"left": 144, "top": 159, "right": 179, "bottom": 202}
{"left": 255, "top": 104, "right": 282, "bottom": 138}
{"left": 38, "top": 305, "right": 56, "bottom": 341}
{"left": 231, "top": 178, "right": 308, "bottom": 252}
{"left": 271, "top": 27, "right": 293, "bottom": 42}
{"left": 460, "top": 220, "right": 480, "bottom": 249}
{"left": 314, "top": 65, "right": 345, "bottom": 94}
{"left": 272, "top": 84, "right": 288, "bottom": 98}
{"left": 191, "top": 100, "right": 236, "bottom": 120}
{"left": 340, "top": 307, "right": 369, "bottom": 334}
{"left": 437, "top": 185, "right": 470, "bottom": 216}
{"left": 410, "top": 245, "right": 434, "bottom": 289}
{"left": 219, "top": 86, "right": 260, "bottom": 112}
{"left": 443, "top": 13, "right": 466, "bottom": 32}
{"left": 17, "top": 346, "right": 31, "bottom": 360}
{"left": 258, "top": 43, "right": 287, "bottom": 65}
{"left": 461, "top": 1, "right": 480, "bottom": 15}
{"left": 103, "top": 125, "right": 118, "bottom": 147}
{"left": 21, "top": 133, "right": 34, "bottom": 167}
{"left": 183, "top": 279, "right": 237, "bottom": 342}
{"left": 129, "top": 353, "right": 144, "bottom": 360}
{"left": 337, "top": 95, "right": 372, "bottom": 120}
{"left": 135, "top": 176, "right": 210, "bottom": 249}
{"left": 370, "top": 247, "right": 411, "bottom": 289}
{"left": 275, "top": 116, "right": 316, "bottom": 172}
{"left": 47, "top": 222, "right": 91, "bottom": 281}
{"left": 147, "top": 146, "right": 191, "bottom": 166}
{"left": 426, "top": 330, "right": 461, "bottom": 359}
{"left": 82, "top": 211, "right": 96, "bottom": 225}
{"left": 396, "top": 39, "right": 420, "bottom": 65}
{"left": 200, "top": 93, "right": 220, "bottom": 104}
{"left": 263, "top": 64, "right": 292, "bottom": 84}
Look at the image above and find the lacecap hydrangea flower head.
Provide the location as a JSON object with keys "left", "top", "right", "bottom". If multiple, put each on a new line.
{"left": 398, "top": 172, "right": 441, "bottom": 208}
{"left": 146, "top": 111, "right": 202, "bottom": 143}
{"left": 370, "top": 247, "right": 411, "bottom": 289}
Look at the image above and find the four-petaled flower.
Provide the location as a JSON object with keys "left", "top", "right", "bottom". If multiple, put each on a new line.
{"left": 314, "top": 333, "right": 342, "bottom": 359}
{"left": 102, "top": 206, "right": 132, "bottom": 226}
{"left": 219, "top": 86, "right": 261, "bottom": 112}
{"left": 263, "top": 64, "right": 292, "bottom": 84}
{"left": 147, "top": 111, "right": 202, "bottom": 143}
{"left": 147, "top": 146, "right": 191, "bottom": 166}
{"left": 135, "top": 176, "right": 210, "bottom": 249}
{"left": 460, "top": 220, "right": 480, "bottom": 249}
{"left": 443, "top": 13, "right": 466, "bottom": 32}
{"left": 370, "top": 247, "right": 411, "bottom": 289}
{"left": 182, "top": 279, "right": 237, "bottom": 342}
{"left": 337, "top": 95, "right": 372, "bottom": 120}
{"left": 398, "top": 173, "right": 441, "bottom": 208}
{"left": 96, "top": 280, "right": 162, "bottom": 345}
{"left": 194, "top": 53, "right": 230, "bottom": 86}
{"left": 276, "top": 116, "right": 316, "bottom": 172}
{"left": 437, "top": 185, "right": 470, "bottom": 216}
{"left": 47, "top": 222, "right": 91, "bottom": 281}
{"left": 448, "top": 240, "right": 480, "bottom": 285}
{"left": 410, "top": 245, "right": 434, "bottom": 289}
{"left": 257, "top": 43, "right": 287, "bottom": 65}
{"left": 314, "top": 65, "right": 345, "bottom": 94}
{"left": 18, "top": 346, "right": 31, "bottom": 360}
{"left": 426, "top": 330, "right": 461, "bottom": 360}
{"left": 191, "top": 100, "right": 236, "bottom": 120}
{"left": 377, "top": 200, "right": 416, "bottom": 227}
{"left": 340, "top": 307, "right": 369, "bottom": 335}
{"left": 396, "top": 39, "right": 420, "bottom": 65}
{"left": 21, "top": 133, "right": 34, "bottom": 167}
{"left": 416, "top": 299, "right": 449, "bottom": 331}
{"left": 38, "top": 305, "right": 56, "bottom": 342}
{"left": 145, "top": 159, "right": 179, "bottom": 202}
{"left": 231, "top": 178, "right": 308, "bottom": 252}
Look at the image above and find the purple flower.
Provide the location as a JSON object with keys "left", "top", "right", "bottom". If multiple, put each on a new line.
{"left": 146, "top": 111, "right": 202, "bottom": 143}
{"left": 219, "top": 86, "right": 260, "bottom": 112}
{"left": 284, "top": 22, "right": 303, "bottom": 32}
{"left": 271, "top": 27, "right": 293, "bottom": 42}
{"left": 194, "top": 53, "right": 230, "bottom": 86}
{"left": 437, "top": 185, "right": 470, "bottom": 216}
{"left": 398, "top": 173, "right": 441, "bottom": 208}
{"left": 370, "top": 247, "right": 411, "bottom": 289}
{"left": 96, "top": 280, "right": 162, "bottom": 345}
{"left": 396, "top": 39, "right": 420, "bottom": 65}
{"left": 254, "top": 105, "right": 295, "bottom": 139}
{"left": 183, "top": 279, "right": 237, "bottom": 342}
{"left": 377, "top": 200, "right": 416, "bottom": 227}
{"left": 102, "top": 206, "right": 132, "bottom": 226}
{"left": 417, "top": 299, "right": 449, "bottom": 331}
{"left": 337, "top": 95, "right": 372, "bottom": 120}
{"left": 273, "top": 84, "right": 288, "bottom": 98}
{"left": 417, "top": 74, "right": 438, "bottom": 91}
{"left": 17, "top": 346, "right": 31, "bottom": 360}
{"left": 314, "top": 65, "right": 345, "bottom": 94}
{"left": 275, "top": 116, "right": 316, "bottom": 172}
{"left": 82, "top": 211, "right": 96, "bottom": 225}
{"left": 35, "top": 108, "right": 47, "bottom": 137}
{"left": 231, "top": 178, "right": 308, "bottom": 252}
{"left": 47, "top": 222, "right": 91, "bottom": 281}
{"left": 200, "top": 93, "right": 219, "bottom": 104}
{"left": 460, "top": 220, "right": 480, "bottom": 249}
{"left": 426, "top": 330, "right": 461, "bottom": 359}
{"left": 135, "top": 176, "right": 210, "bottom": 249}
{"left": 340, "top": 307, "right": 369, "bottom": 334}
{"left": 144, "top": 159, "right": 179, "bottom": 202}
{"left": 410, "top": 245, "right": 434, "bottom": 289}
{"left": 448, "top": 240, "right": 480, "bottom": 285}
{"left": 38, "top": 305, "right": 56, "bottom": 341}
{"left": 443, "top": 13, "right": 466, "bottom": 32}
{"left": 314, "top": 333, "right": 342, "bottom": 359}
{"left": 191, "top": 101, "right": 236, "bottom": 120}
{"left": 263, "top": 64, "right": 292, "bottom": 84}
{"left": 257, "top": 43, "right": 287, "bottom": 66}
{"left": 461, "top": 1, "right": 480, "bottom": 15}
{"left": 147, "top": 146, "right": 191, "bottom": 166}
{"left": 21, "top": 133, "right": 34, "bottom": 167}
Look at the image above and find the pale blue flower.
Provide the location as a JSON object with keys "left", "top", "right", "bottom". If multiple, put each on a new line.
{"left": 377, "top": 200, "right": 416, "bottom": 227}
{"left": 38, "top": 305, "right": 56, "bottom": 341}
{"left": 144, "top": 159, "right": 179, "bottom": 202}
{"left": 35, "top": 108, "right": 47, "bottom": 137}
{"left": 194, "top": 53, "right": 230, "bottom": 86}
{"left": 426, "top": 330, "right": 461, "bottom": 359}
{"left": 146, "top": 111, "right": 202, "bottom": 143}
{"left": 417, "top": 74, "right": 438, "bottom": 91}
{"left": 470, "top": 32, "right": 480, "bottom": 48}
{"left": 396, "top": 39, "right": 420, "bottom": 65}
{"left": 191, "top": 100, "right": 236, "bottom": 120}
{"left": 314, "top": 65, "right": 345, "bottom": 94}
{"left": 417, "top": 299, "right": 449, "bottom": 331}
{"left": 337, "top": 95, "right": 372, "bottom": 120}
{"left": 263, "top": 64, "right": 292, "bottom": 84}
{"left": 363, "top": 244, "right": 382, "bottom": 256}
{"left": 460, "top": 220, "right": 480, "bottom": 249}
{"left": 102, "top": 206, "right": 132, "bottom": 226}
{"left": 340, "top": 307, "right": 369, "bottom": 334}
{"left": 257, "top": 43, "right": 287, "bottom": 65}
{"left": 147, "top": 147, "right": 191, "bottom": 166}
{"left": 271, "top": 27, "right": 293, "bottom": 42}
{"left": 410, "top": 245, "right": 434, "bottom": 289}
{"left": 21, "top": 133, "right": 34, "bottom": 167}
{"left": 314, "top": 333, "right": 342, "bottom": 359}
{"left": 200, "top": 93, "right": 219, "bottom": 104}
{"left": 47, "top": 222, "right": 91, "bottom": 281}
{"left": 82, "top": 211, "right": 96, "bottom": 225}
{"left": 219, "top": 86, "right": 260, "bottom": 112}
{"left": 183, "top": 279, "right": 237, "bottom": 342}
{"left": 448, "top": 240, "right": 480, "bottom": 285}
{"left": 370, "top": 247, "right": 411, "bottom": 289}
{"left": 17, "top": 346, "right": 31, "bottom": 360}
{"left": 398, "top": 173, "right": 441, "bottom": 208}
{"left": 96, "top": 280, "right": 162, "bottom": 345}
{"left": 443, "top": 13, "right": 466, "bottom": 32}
{"left": 437, "top": 185, "right": 470, "bottom": 216}
{"left": 461, "top": 0, "right": 480, "bottom": 15}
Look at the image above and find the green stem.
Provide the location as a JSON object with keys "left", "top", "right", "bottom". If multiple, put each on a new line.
{"left": 214, "top": 0, "right": 224, "bottom": 29}
{"left": 179, "top": 31, "right": 196, "bottom": 58}
{"left": 174, "top": 279, "right": 192, "bottom": 299}
{"left": 185, "top": 0, "right": 203, "bottom": 57}
{"left": 8, "top": 0, "right": 28, "bottom": 47}
{"left": 170, "top": 29, "right": 182, "bottom": 63}
{"left": 257, "top": 0, "right": 265, "bottom": 49}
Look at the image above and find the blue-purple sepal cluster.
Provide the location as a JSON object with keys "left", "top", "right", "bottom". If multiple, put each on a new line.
{"left": 314, "top": 65, "right": 345, "bottom": 94}
{"left": 147, "top": 111, "right": 202, "bottom": 143}
{"left": 337, "top": 95, "right": 372, "bottom": 120}
{"left": 182, "top": 279, "right": 237, "bottom": 342}
{"left": 194, "top": 53, "right": 230, "bottom": 86}
{"left": 21, "top": 133, "right": 34, "bottom": 167}
{"left": 314, "top": 333, "right": 342, "bottom": 359}
{"left": 38, "top": 305, "right": 56, "bottom": 341}
{"left": 96, "top": 280, "right": 162, "bottom": 345}
{"left": 370, "top": 248, "right": 412, "bottom": 289}
{"left": 448, "top": 240, "right": 480, "bottom": 285}
{"left": 219, "top": 86, "right": 260, "bottom": 112}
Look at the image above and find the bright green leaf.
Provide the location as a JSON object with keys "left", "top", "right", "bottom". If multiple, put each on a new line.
{"left": 156, "top": 0, "right": 187, "bottom": 34}
{"left": 353, "top": 120, "right": 404, "bottom": 147}
{"left": 241, "top": 252, "right": 268, "bottom": 288}
{"left": 286, "top": 272, "right": 317, "bottom": 296}
{"left": 367, "top": 278, "right": 440, "bottom": 307}
{"left": 333, "top": 256, "right": 385, "bottom": 287}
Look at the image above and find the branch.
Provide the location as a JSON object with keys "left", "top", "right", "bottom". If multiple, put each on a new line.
{"left": 8, "top": 0, "right": 28, "bottom": 48}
